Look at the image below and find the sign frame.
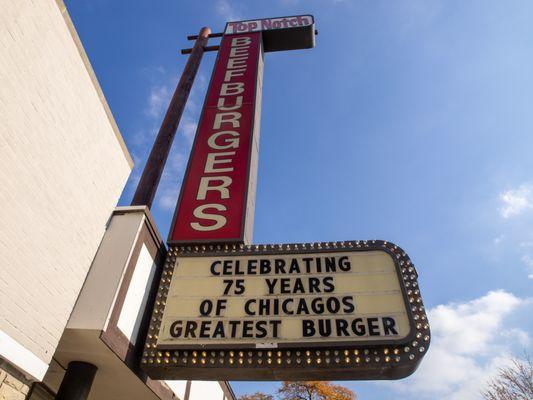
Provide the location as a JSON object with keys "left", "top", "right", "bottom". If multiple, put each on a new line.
{"left": 167, "top": 32, "right": 264, "bottom": 245}
{"left": 223, "top": 15, "right": 316, "bottom": 52}
{"left": 142, "top": 240, "right": 430, "bottom": 380}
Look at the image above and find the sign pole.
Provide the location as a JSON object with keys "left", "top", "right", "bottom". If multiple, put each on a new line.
{"left": 55, "top": 361, "right": 97, "bottom": 400}
{"left": 131, "top": 27, "right": 211, "bottom": 208}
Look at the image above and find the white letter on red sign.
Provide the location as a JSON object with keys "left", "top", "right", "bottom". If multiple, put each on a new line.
{"left": 197, "top": 176, "right": 232, "bottom": 200}
{"left": 217, "top": 96, "right": 243, "bottom": 111}
{"left": 213, "top": 112, "right": 241, "bottom": 129}
{"left": 231, "top": 37, "right": 251, "bottom": 47}
{"left": 207, "top": 131, "right": 240, "bottom": 150}
{"left": 220, "top": 82, "right": 244, "bottom": 96}
{"left": 191, "top": 204, "right": 227, "bottom": 231}
{"left": 204, "top": 152, "right": 236, "bottom": 173}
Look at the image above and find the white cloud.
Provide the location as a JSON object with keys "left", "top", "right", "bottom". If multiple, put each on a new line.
{"left": 135, "top": 70, "right": 205, "bottom": 209}
{"left": 521, "top": 255, "right": 533, "bottom": 279}
{"left": 196, "top": 74, "right": 207, "bottom": 93}
{"left": 158, "top": 189, "right": 178, "bottom": 210}
{"left": 501, "top": 328, "right": 531, "bottom": 348}
{"left": 491, "top": 184, "right": 533, "bottom": 279}
{"left": 215, "top": 0, "right": 241, "bottom": 21}
{"left": 129, "top": 66, "right": 206, "bottom": 207}
{"left": 170, "top": 152, "right": 186, "bottom": 173}
{"left": 156, "top": 152, "right": 187, "bottom": 211}
{"left": 131, "top": 123, "right": 160, "bottom": 147}
{"left": 132, "top": 129, "right": 149, "bottom": 147}
{"left": 499, "top": 184, "right": 533, "bottom": 218}
{"left": 492, "top": 235, "right": 504, "bottom": 245}
{"left": 385, "top": 290, "right": 532, "bottom": 400}
{"left": 429, "top": 291, "right": 521, "bottom": 355}
{"left": 522, "top": 255, "right": 533, "bottom": 268}
{"left": 180, "top": 120, "right": 198, "bottom": 143}
{"left": 147, "top": 83, "right": 172, "bottom": 118}
{"left": 176, "top": 75, "right": 204, "bottom": 144}
{"left": 125, "top": 168, "right": 141, "bottom": 196}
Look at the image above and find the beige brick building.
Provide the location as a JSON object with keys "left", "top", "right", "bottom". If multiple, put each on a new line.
{"left": 0, "top": 1, "right": 234, "bottom": 399}
{"left": 0, "top": 0, "right": 132, "bottom": 383}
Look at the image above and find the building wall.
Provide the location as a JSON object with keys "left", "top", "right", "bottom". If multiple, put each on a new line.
{"left": 166, "top": 380, "right": 233, "bottom": 400}
{"left": 0, "top": 358, "right": 32, "bottom": 400}
{"left": 0, "top": 0, "right": 132, "bottom": 381}
{"left": 51, "top": 207, "right": 235, "bottom": 400}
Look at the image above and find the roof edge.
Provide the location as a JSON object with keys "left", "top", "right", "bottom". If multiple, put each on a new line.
{"left": 55, "top": 0, "right": 134, "bottom": 169}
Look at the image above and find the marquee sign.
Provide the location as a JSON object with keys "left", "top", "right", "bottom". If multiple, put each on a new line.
{"left": 142, "top": 240, "right": 430, "bottom": 380}
{"left": 159, "top": 248, "right": 410, "bottom": 348}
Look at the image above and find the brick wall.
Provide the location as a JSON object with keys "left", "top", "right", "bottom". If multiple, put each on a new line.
{"left": 0, "top": 360, "right": 31, "bottom": 400}
{"left": 0, "top": 0, "right": 132, "bottom": 379}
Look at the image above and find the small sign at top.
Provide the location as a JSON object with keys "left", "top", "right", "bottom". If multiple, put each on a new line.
{"left": 225, "top": 15, "right": 316, "bottom": 52}
{"left": 225, "top": 15, "right": 314, "bottom": 34}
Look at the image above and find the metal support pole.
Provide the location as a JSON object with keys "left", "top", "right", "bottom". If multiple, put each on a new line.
{"left": 187, "top": 32, "right": 223, "bottom": 40}
{"left": 55, "top": 361, "right": 97, "bottom": 400}
{"left": 131, "top": 27, "right": 211, "bottom": 208}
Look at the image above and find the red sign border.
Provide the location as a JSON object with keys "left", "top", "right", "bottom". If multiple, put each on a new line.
{"left": 167, "top": 32, "right": 264, "bottom": 245}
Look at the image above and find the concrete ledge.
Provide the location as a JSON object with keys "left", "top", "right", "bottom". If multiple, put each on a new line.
{"left": 0, "top": 331, "right": 48, "bottom": 382}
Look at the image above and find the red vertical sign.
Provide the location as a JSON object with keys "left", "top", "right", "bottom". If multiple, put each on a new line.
{"left": 169, "top": 32, "right": 263, "bottom": 244}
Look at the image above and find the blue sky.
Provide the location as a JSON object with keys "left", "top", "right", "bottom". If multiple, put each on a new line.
{"left": 66, "top": 1, "right": 533, "bottom": 399}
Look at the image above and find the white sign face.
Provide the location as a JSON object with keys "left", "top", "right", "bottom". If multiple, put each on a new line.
{"left": 157, "top": 250, "right": 411, "bottom": 348}
{"left": 225, "top": 15, "right": 314, "bottom": 35}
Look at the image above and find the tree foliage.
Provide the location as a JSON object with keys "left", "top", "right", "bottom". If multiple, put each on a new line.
{"left": 238, "top": 381, "right": 355, "bottom": 400}
{"left": 481, "top": 355, "right": 533, "bottom": 400}
{"left": 277, "top": 381, "right": 355, "bottom": 400}
{"left": 238, "top": 392, "right": 274, "bottom": 400}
